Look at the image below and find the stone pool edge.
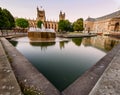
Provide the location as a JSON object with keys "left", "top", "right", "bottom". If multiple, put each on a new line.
{"left": 1, "top": 36, "right": 120, "bottom": 95}
{"left": 0, "top": 39, "right": 23, "bottom": 95}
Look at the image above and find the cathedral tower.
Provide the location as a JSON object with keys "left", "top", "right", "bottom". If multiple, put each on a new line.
{"left": 59, "top": 11, "right": 65, "bottom": 21}
{"left": 36, "top": 7, "right": 46, "bottom": 22}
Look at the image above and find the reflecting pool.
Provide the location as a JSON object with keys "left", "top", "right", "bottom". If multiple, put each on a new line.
{"left": 10, "top": 36, "right": 120, "bottom": 91}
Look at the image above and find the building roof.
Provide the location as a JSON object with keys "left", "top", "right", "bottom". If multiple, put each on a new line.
{"left": 85, "top": 10, "right": 120, "bottom": 22}
{"left": 85, "top": 17, "right": 96, "bottom": 22}
{"left": 96, "top": 10, "right": 120, "bottom": 21}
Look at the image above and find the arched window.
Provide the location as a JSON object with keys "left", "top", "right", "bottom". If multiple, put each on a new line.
{"left": 114, "top": 22, "right": 119, "bottom": 32}
{"left": 49, "top": 24, "right": 51, "bottom": 28}
{"left": 45, "top": 23, "right": 47, "bottom": 28}
{"left": 52, "top": 24, "right": 53, "bottom": 29}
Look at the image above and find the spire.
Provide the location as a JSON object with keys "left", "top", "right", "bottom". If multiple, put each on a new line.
{"left": 60, "top": 10, "right": 62, "bottom": 15}
{"left": 40, "top": 6, "right": 44, "bottom": 10}
{"left": 64, "top": 12, "right": 65, "bottom": 16}
{"left": 37, "top": 6, "right": 39, "bottom": 11}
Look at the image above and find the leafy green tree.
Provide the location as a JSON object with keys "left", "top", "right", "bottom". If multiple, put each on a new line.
{"left": 73, "top": 18, "right": 84, "bottom": 31}
{"left": 37, "top": 20, "right": 43, "bottom": 28}
{"left": 0, "top": 7, "right": 15, "bottom": 35}
{"left": 16, "top": 18, "right": 29, "bottom": 28}
{"left": 58, "top": 20, "right": 65, "bottom": 32}
{"left": 0, "top": 7, "right": 12, "bottom": 30}
{"left": 0, "top": 7, "right": 4, "bottom": 29}
{"left": 69, "top": 23, "right": 74, "bottom": 32}
{"left": 58, "top": 20, "right": 72, "bottom": 32}
{"left": 2, "top": 9, "right": 15, "bottom": 28}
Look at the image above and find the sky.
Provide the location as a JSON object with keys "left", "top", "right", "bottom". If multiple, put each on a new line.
{"left": 0, "top": 0, "right": 120, "bottom": 22}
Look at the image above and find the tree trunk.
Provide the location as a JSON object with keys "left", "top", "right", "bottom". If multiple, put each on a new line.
{"left": 1, "top": 30, "right": 3, "bottom": 36}
{"left": 0, "top": 30, "right": 1, "bottom": 36}
{"left": 6, "top": 30, "right": 8, "bottom": 36}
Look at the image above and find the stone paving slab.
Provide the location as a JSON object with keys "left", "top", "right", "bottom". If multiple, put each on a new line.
{"left": 89, "top": 44, "right": 120, "bottom": 95}
{"left": 0, "top": 39, "right": 22, "bottom": 95}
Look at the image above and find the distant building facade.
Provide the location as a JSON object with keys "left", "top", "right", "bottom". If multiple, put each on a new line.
{"left": 84, "top": 10, "right": 120, "bottom": 33}
{"left": 28, "top": 7, "right": 65, "bottom": 31}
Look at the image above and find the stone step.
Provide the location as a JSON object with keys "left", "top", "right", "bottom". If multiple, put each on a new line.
{"left": 0, "top": 38, "right": 22, "bottom": 95}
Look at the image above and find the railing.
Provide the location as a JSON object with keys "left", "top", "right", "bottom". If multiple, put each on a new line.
{"left": 0, "top": 28, "right": 28, "bottom": 36}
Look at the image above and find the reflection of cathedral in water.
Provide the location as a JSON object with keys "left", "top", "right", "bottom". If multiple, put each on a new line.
{"left": 82, "top": 36, "right": 120, "bottom": 52}
{"left": 30, "top": 42, "right": 55, "bottom": 51}
{"left": 29, "top": 36, "right": 120, "bottom": 51}
{"left": 59, "top": 41, "right": 69, "bottom": 50}
{"left": 29, "top": 41, "right": 69, "bottom": 50}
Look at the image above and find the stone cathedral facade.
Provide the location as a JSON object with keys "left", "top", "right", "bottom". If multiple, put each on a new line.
{"left": 28, "top": 7, "right": 65, "bottom": 31}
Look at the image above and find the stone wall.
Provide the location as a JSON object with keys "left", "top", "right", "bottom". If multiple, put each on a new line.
{"left": 84, "top": 21, "right": 94, "bottom": 31}
{"left": 85, "top": 10, "right": 120, "bottom": 33}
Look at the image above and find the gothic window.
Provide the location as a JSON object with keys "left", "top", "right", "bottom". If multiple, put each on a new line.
{"left": 49, "top": 24, "right": 50, "bottom": 28}
{"left": 45, "top": 23, "right": 47, "bottom": 28}
{"left": 52, "top": 24, "right": 53, "bottom": 29}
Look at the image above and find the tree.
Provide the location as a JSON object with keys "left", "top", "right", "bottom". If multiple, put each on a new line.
{"left": 73, "top": 18, "right": 84, "bottom": 31}
{"left": 0, "top": 7, "right": 15, "bottom": 35}
{"left": 58, "top": 20, "right": 65, "bottom": 32}
{"left": 0, "top": 7, "right": 4, "bottom": 29}
{"left": 16, "top": 18, "right": 29, "bottom": 28}
{"left": 0, "top": 7, "right": 15, "bottom": 30}
{"left": 58, "top": 20, "right": 72, "bottom": 32}
{"left": 37, "top": 20, "right": 43, "bottom": 28}
{"left": 2, "top": 9, "right": 15, "bottom": 29}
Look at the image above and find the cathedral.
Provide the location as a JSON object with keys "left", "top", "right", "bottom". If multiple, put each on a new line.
{"left": 28, "top": 7, "right": 65, "bottom": 31}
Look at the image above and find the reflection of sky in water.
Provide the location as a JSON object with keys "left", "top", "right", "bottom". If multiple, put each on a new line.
{"left": 11, "top": 36, "right": 120, "bottom": 91}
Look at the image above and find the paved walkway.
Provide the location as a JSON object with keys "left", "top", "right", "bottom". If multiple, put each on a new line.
{"left": 0, "top": 38, "right": 22, "bottom": 95}
{"left": 90, "top": 44, "right": 120, "bottom": 95}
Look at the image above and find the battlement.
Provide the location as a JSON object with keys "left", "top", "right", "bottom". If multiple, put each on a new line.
{"left": 59, "top": 11, "right": 65, "bottom": 21}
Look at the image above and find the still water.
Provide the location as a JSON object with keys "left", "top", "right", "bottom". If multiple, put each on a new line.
{"left": 10, "top": 36, "right": 120, "bottom": 91}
